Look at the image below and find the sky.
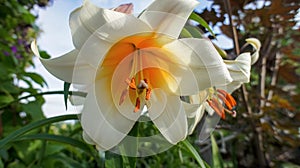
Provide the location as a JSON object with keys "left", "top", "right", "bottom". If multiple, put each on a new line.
{"left": 33, "top": 0, "right": 229, "bottom": 117}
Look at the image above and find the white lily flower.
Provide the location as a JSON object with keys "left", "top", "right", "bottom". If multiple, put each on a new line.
{"left": 184, "top": 38, "right": 261, "bottom": 134}
{"left": 31, "top": 0, "right": 237, "bottom": 150}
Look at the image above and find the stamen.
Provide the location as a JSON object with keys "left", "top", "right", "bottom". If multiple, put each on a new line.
{"left": 144, "top": 79, "right": 151, "bottom": 100}
{"left": 207, "top": 98, "right": 225, "bottom": 119}
{"left": 207, "top": 89, "right": 238, "bottom": 119}
{"left": 224, "top": 108, "right": 237, "bottom": 118}
{"left": 217, "top": 93, "right": 233, "bottom": 111}
{"left": 146, "top": 88, "right": 151, "bottom": 100}
{"left": 217, "top": 89, "right": 237, "bottom": 109}
{"left": 126, "top": 78, "right": 137, "bottom": 90}
{"left": 134, "top": 97, "right": 140, "bottom": 112}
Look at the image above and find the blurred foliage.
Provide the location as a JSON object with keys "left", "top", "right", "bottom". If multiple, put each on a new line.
{"left": 0, "top": 0, "right": 299, "bottom": 167}
{"left": 195, "top": 0, "right": 300, "bottom": 167}
{"left": 0, "top": 0, "right": 99, "bottom": 167}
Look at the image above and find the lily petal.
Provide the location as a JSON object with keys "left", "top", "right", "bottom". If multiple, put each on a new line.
{"left": 139, "top": 0, "right": 199, "bottom": 38}
{"left": 221, "top": 38, "right": 261, "bottom": 93}
{"left": 246, "top": 38, "right": 261, "bottom": 65}
{"left": 183, "top": 102, "right": 205, "bottom": 134}
{"left": 163, "top": 38, "right": 233, "bottom": 92}
{"left": 81, "top": 78, "right": 138, "bottom": 150}
{"left": 222, "top": 53, "right": 251, "bottom": 93}
{"left": 31, "top": 40, "right": 96, "bottom": 84}
{"left": 70, "top": 0, "right": 151, "bottom": 48}
{"left": 148, "top": 89, "right": 188, "bottom": 144}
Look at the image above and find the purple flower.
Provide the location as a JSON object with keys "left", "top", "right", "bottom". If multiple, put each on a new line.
{"left": 18, "top": 39, "right": 23, "bottom": 45}
{"left": 3, "top": 51, "right": 10, "bottom": 56}
{"left": 11, "top": 46, "right": 17, "bottom": 53}
{"left": 15, "top": 54, "right": 22, "bottom": 59}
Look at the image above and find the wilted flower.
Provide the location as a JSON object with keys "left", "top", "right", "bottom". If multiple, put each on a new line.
{"left": 32, "top": 0, "right": 260, "bottom": 151}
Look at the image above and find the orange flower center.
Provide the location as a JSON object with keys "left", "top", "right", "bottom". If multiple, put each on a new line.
{"left": 101, "top": 33, "right": 178, "bottom": 112}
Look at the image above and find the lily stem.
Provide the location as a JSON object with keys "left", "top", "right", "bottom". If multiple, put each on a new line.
{"left": 0, "top": 90, "right": 87, "bottom": 110}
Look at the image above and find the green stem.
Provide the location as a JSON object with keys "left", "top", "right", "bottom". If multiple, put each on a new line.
{"left": 0, "top": 91, "right": 87, "bottom": 110}
{"left": 0, "top": 114, "right": 78, "bottom": 149}
{"left": 126, "top": 122, "right": 139, "bottom": 167}
{"left": 180, "top": 140, "right": 209, "bottom": 168}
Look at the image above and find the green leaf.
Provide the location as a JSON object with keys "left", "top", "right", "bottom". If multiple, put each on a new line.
{"left": 64, "top": 82, "right": 71, "bottom": 110}
{"left": 180, "top": 140, "right": 209, "bottom": 168}
{"left": 43, "top": 153, "right": 86, "bottom": 168}
{"left": 14, "top": 134, "right": 94, "bottom": 157}
{"left": 23, "top": 72, "right": 47, "bottom": 87}
{"left": 180, "top": 27, "right": 193, "bottom": 38}
{"left": 0, "top": 81, "right": 19, "bottom": 94}
{"left": 185, "top": 25, "right": 203, "bottom": 38}
{"left": 105, "top": 152, "right": 123, "bottom": 168}
{"left": 211, "top": 134, "right": 224, "bottom": 168}
{"left": 189, "top": 12, "right": 216, "bottom": 38}
{"left": 21, "top": 100, "right": 45, "bottom": 121}
{"left": 0, "top": 114, "right": 78, "bottom": 149}
{"left": 123, "top": 122, "right": 139, "bottom": 168}
{"left": 0, "top": 95, "right": 14, "bottom": 105}
{"left": 0, "top": 158, "right": 3, "bottom": 168}
{"left": 39, "top": 51, "right": 51, "bottom": 59}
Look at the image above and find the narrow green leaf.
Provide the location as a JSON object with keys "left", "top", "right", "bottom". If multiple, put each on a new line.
{"left": 126, "top": 122, "right": 139, "bottom": 168}
{"left": 21, "top": 100, "right": 45, "bottom": 121}
{"left": 0, "top": 114, "right": 78, "bottom": 149}
{"left": 45, "top": 153, "right": 87, "bottom": 168}
{"left": 14, "top": 133, "right": 93, "bottom": 157}
{"left": 64, "top": 82, "right": 71, "bottom": 110}
{"left": 180, "top": 140, "right": 209, "bottom": 168}
{"left": 211, "top": 134, "right": 224, "bottom": 168}
{"left": 189, "top": 12, "right": 216, "bottom": 38}
{"left": 0, "top": 95, "right": 14, "bottom": 105}
{"left": 105, "top": 151, "right": 123, "bottom": 168}
{"left": 213, "top": 44, "right": 228, "bottom": 58}
{"left": 24, "top": 72, "right": 48, "bottom": 87}
{"left": 180, "top": 27, "right": 193, "bottom": 38}
{"left": 185, "top": 25, "right": 203, "bottom": 38}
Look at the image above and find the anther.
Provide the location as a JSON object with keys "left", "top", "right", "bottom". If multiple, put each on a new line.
{"left": 146, "top": 88, "right": 151, "bottom": 100}
{"left": 207, "top": 98, "right": 225, "bottom": 119}
{"left": 134, "top": 97, "right": 140, "bottom": 112}
{"left": 126, "top": 78, "right": 137, "bottom": 90}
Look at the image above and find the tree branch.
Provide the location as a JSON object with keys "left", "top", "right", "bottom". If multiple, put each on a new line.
{"left": 224, "top": 0, "right": 268, "bottom": 166}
